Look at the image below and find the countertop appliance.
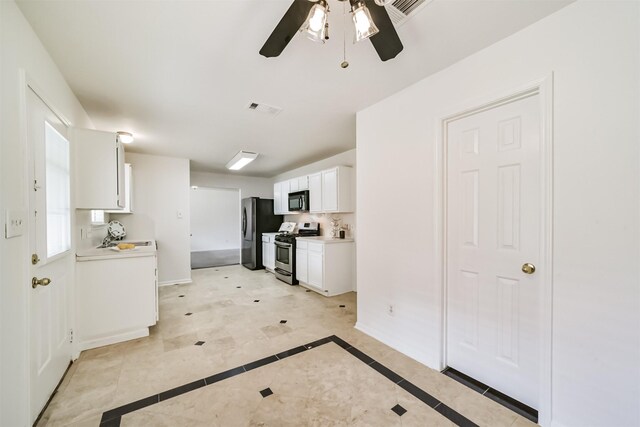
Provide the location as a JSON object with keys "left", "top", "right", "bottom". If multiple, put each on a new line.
{"left": 242, "top": 197, "right": 283, "bottom": 270}
{"left": 288, "top": 190, "right": 309, "bottom": 212}
{"left": 274, "top": 222, "right": 320, "bottom": 285}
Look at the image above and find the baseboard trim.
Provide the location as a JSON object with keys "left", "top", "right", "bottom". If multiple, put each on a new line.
{"left": 159, "top": 278, "right": 192, "bottom": 287}
{"left": 355, "top": 321, "right": 432, "bottom": 368}
{"left": 79, "top": 328, "right": 149, "bottom": 351}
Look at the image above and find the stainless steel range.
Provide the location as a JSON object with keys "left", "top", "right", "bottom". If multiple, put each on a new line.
{"left": 274, "top": 222, "right": 319, "bottom": 285}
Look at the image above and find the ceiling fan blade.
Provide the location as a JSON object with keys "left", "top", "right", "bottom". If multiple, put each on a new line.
{"left": 260, "top": 0, "right": 315, "bottom": 58}
{"left": 364, "top": 0, "right": 404, "bottom": 61}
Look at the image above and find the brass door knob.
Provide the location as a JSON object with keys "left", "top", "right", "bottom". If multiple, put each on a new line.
{"left": 521, "top": 263, "right": 536, "bottom": 275}
{"left": 32, "top": 277, "right": 52, "bottom": 289}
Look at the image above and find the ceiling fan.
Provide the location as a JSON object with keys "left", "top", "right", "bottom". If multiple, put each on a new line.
{"left": 259, "top": 0, "right": 403, "bottom": 62}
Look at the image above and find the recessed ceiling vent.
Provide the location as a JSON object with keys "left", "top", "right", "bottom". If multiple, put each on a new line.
{"left": 247, "top": 102, "right": 283, "bottom": 116}
{"left": 387, "top": 0, "right": 433, "bottom": 26}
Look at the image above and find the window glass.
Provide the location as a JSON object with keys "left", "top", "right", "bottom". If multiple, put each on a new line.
{"left": 91, "top": 210, "right": 105, "bottom": 224}
{"left": 45, "top": 122, "right": 71, "bottom": 257}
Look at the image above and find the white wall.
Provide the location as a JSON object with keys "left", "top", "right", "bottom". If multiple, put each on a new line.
{"left": 190, "top": 187, "right": 240, "bottom": 252}
{"left": 0, "top": 2, "right": 93, "bottom": 425}
{"left": 190, "top": 171, "right": 273, "bottom": 200}
{"left": 356, "top": 2, "right": 639, "bottom": 426}
{"left": 273, "top": 149, "right": 357, "bottom": 239}
{"left": 111, "top": 153, "right": 191, "bottom": 285}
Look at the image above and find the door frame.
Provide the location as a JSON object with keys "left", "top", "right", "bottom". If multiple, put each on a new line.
{"left": 435, "top": 74, "right": 554, "bottom": 425}
{"left": 19, "top": 69, "right": 75, "bottom": 422}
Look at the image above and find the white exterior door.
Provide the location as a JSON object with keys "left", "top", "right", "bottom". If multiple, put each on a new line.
{"left": 27, "top": 87, "right": 73, "bottom": 423}
{"left": 446, "top": 94, "right": 541, "bottom": 408}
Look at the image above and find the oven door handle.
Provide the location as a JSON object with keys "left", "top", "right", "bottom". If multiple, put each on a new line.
{"left": 275, "top": 267, "right": 292, "bottom": 277}
{"left": 275, "top": 242, "right": 292, "bottom": 249}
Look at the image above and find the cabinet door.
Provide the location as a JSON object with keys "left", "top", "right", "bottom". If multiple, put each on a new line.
{"left": 308, "top": 251, "right": 323, "bottom": 289}
{"left": 106, "top": 163, "right": 133, "bottom": 213}
{"left": 262, "top": 241, "right": 268, "bottom": 268}
{"left": 309, "top": 173, "right": 322, "bottom": 213}
{"left": 280, "top": 180, "right": 290, "bottom": 214}
{"left": 297, "top": 176, "right": 309, "bottom": 190}
{"left": 274, "top": 182, "right": 282, "bottom": 214}
{"left": 296, "top": 249, "right": 308, "bottom": 283}
{"left": 267, "top": 241, "right": 275, "bottom": 270}
{"left": 289, "top": 178, "right": 299, "bottom": 192}
{"left": 74, "top": 128, "right": 125, "bottom": 209}
{"left": 321, "top": 168, "right": 338, "bottom": 212}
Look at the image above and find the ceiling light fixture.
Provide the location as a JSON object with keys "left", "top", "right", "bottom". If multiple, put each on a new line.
{"left": 351, "top": 1, "right": 379, "bottom": 42}
{"left": 226, "top": 151, "right": 258, "bottom": 171}
{"left": 116, "top": 131, "right": 134, "bottom": 144}
{"left": 303, "top": 0, "right": 329, "bottom": 43}
{"left": 260, "top": 0, "right": 403, "bottom": 62}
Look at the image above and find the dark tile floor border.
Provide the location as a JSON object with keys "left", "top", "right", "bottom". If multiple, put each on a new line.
{"left": 100, "top": 336, "right": 478, "bottom": 426}
{"left": 442, "top": 366, "right": 538, "bottom": 423}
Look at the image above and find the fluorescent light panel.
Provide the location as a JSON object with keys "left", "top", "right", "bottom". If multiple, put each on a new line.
{"left": 226, "top": 151, "right": 258, "bottom": 170}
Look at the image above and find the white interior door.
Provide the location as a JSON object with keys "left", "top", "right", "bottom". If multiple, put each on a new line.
{"left": 27, "top": 86, "right": 73, "bottom": 423}
{"left": 446, "top": 94, "right": 541, "bottom": 408}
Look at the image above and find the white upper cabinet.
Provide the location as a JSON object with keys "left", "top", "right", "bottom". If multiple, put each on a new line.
{"left": 274, "top": 180, "right": 291, "bottom": 215}
{"left": 296, "top": 176, "right": 309, "bottom": 190}
{"left": 106, "top": 163, "right": 133, "bottom": 214}
{"left": 274, "top": 181, "right": 282, "bottom": 214}
{"left": 275, "top": 166, "right": 353, "bottom": 214}
{"left": 288, "top": 176, "right": 308, "bottom": 194}
{"left": 308, "top": 172, "right": 322, "bottom": 213}
{"left": 73, "top": 128, "right": 125, "bottom": 210}
{"left": 321, "top": 166, "right": 353, "bottom": 213}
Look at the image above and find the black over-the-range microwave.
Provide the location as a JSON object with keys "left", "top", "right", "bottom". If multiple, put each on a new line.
{"left": 288, "top": 190, "right": 309, "bottom": 212}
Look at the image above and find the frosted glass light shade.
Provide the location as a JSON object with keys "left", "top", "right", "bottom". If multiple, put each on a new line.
{"left": 352, "top": 2, "right": 379, "bottom": 42}
{"left": 117, "top": 131, "right": 134, "bottom": 144}
{"left": 303, "top": 1, "right": 328, "bottom": 43}
{"left": 374, "top": 0, "right": 394, "bottom": 5}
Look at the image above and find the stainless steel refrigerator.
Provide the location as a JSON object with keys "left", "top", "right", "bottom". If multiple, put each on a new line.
{"left": 241, "top": 197, "right": 283, "bottom": 270}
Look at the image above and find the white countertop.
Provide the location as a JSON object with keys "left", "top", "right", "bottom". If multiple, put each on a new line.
{"left": 262, "top": 232, "right": 280, "bottom": 235}
{"left": 296, "top": 236, "right": 355, "bottom": 244}
{"left": 76, "top": 240, "right": 157, "bottom": 261}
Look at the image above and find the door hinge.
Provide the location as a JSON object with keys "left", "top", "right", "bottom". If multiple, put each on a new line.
{"left": 31, "top": 253, "right": 40, "bottom": 265}
{"left": 69, "top": 329, "right": 74, "bottom": 344}
{"left": 33, "top": 179, "right": 41, "bottom": 191}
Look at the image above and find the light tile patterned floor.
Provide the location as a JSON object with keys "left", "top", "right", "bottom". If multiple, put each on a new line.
{"left": 36, "top": 265, "right": 537, "bottom": 426}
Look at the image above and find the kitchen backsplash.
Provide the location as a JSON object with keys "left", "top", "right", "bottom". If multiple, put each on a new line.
{"left": 284, "top": 212, "right": 356, "bottom": 239}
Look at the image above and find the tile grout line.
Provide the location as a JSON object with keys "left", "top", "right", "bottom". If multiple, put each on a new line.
{"left": 99, "top": 335, "right": 478, "bottom": 427}
{"left": 99, "top": 337, "right": 332, "bottom": 425}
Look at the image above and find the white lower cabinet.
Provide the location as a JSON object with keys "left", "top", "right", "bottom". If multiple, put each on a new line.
{"left": 76, "top": 254, "right": 158, "bottom": 350}
{"left": 295, "top": 238, "right": 354, "bottom": 296}
{"left": 262, "top": 233, "right": 277, "bottom": 271}
{"left": 307, "top": 244, "right": 323, "bottom": 288}
{"left": 296, "top": 248, "right": 308, "bottom": 283}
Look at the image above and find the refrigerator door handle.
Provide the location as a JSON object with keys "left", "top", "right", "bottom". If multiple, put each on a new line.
{"left": 242, "top": 207, "right": 247, "bottom": 237}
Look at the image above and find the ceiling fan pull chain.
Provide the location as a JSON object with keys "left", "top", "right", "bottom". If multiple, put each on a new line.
{"left": 341, "top": 0, "right": 349, "bottom": 68}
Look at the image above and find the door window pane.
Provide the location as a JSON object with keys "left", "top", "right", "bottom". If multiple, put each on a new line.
{"left": 91, "top": 210, "right": 105, "bottom": 224}
{"left": 45, "top": 122, "right": 71, "bottom": 257}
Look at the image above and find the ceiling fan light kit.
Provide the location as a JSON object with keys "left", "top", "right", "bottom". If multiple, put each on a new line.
{"left": 351, "top": 0, "right": 379, "bottom": 42}
{"left": 259, "top": 0, "right": 403, "bottom": 62}
{"left": 303, "top": 0, "right": 329, "bottom": 42}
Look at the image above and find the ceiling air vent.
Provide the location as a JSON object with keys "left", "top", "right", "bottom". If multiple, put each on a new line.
{"left": 247, "top": 102, "right": 283, "bottom": 116}
{"left": 387, "top": 0, "right": 433, "bottom": 26}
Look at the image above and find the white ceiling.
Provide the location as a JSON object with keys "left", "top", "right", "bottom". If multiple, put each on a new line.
{"left": 17, "top": 0, "right": 572, "bottom": 177}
